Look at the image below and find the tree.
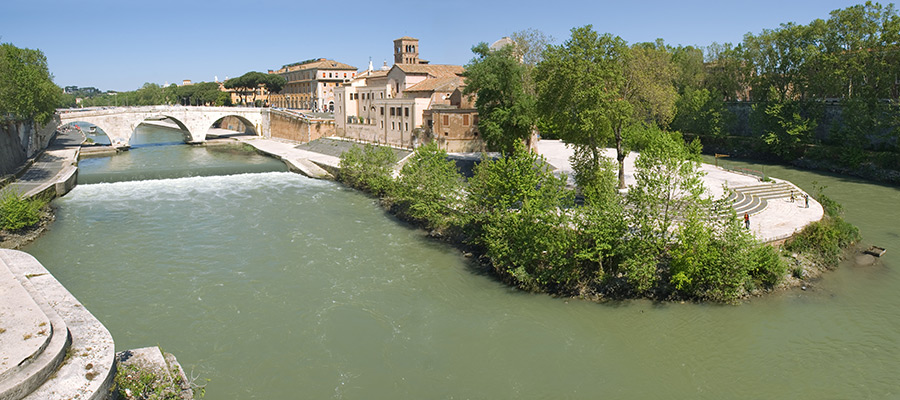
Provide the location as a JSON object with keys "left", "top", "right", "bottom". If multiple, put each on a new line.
{"left": 509, "top": 28, "right": 554, "bottom": 68}
{"left": 624, "top": 40, "right": 678, "bottom": 129}
{"left": 535, "top": 25, "right": 633, "bottom": 188}
{"left": 393, "top": 142, "right": 465, "bottom": 230}
{"left": 224, "top": 72, "right": 286, "bottom": 106}
{"left": 463, "top": 42, "right": 536, "bottom": 153}
{"left": 0, "top": 43, "right": 62, "bottom": 125}
{"left": 621, "top": 132, "right": 706, "bottom": 293}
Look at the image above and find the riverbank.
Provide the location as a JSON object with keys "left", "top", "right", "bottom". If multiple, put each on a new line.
{"left": 0, "top": 204, "right": 54, "bottom": 249}
{"left": 333, "top": 139, "right": 862, "bottom": 303}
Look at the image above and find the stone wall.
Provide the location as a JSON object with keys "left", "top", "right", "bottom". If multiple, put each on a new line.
{"left": 266, "top": 111, "right": 333, "bottom": 143}
{"left": 0, "top": 117, "right": 59, "bottom": 177}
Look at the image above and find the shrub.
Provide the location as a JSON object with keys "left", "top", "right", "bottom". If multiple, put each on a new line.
{"left": 337, "top": 144, "right": 396, "bottom": 196}
{"left": 0, "top": 191, "right": 45, "bottom": 231}
{"left": 467, "top": 145, "right": 578, "bottom": 289}
{"left": 785, "top": 188, "right": 859, "bottom": 267}
{"left": 392, "top": 143, "right": 465, "bottom": 230}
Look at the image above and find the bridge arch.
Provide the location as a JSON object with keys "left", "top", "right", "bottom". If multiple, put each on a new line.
{"left": 58, "top": 121, "right": 112, "bottom": 145}
{"left": 207, "top": 114, "right": 259, "bottom": 139}
{"left": 134, "top": 114, "right": 193, "bottom": 144}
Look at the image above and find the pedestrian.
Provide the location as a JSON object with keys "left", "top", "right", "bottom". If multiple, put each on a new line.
{"left": 744, "top": 212, "right": 750, "bottom": 229}
{"left": 790, "top": 190, "right": 795, "bottom": 202}
{"left": 805, "top": 194, "right": 809, "bottom": 208}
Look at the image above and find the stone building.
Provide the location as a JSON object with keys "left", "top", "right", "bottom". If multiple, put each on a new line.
{"left": 423, "top": 86, "right": 485, "bottom": 152}
{"left": 268, "top": 58, "right": 357, "bottom": 112}
{"left": 334, "top": 37, "right": 485, "bottom": 151}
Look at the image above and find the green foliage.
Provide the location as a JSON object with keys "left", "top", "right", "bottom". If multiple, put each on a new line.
{"left": 671, "top": 88, "right": 732, "bottom": 137}
{"left": 467, "top": 146, "right": 581, "bottom": 288}
{"left": 0, "top": 191, "right": 45, "bottom": 231}
{"left": 393, "top": 143, "right": 465, "bottom": 230}
{"left": 626, "top": 131, "right": 706, "bottom": 250}
{"left": 785, "top": 186, "right": 860, "bottom": 267}
{"left": 668, "top": 212, "right": 786, "bottom": 301}
{"left": 753, "top": 88, "right": 819, "bottom": 160}
{"left": 224, "top": 72, "right": 285, "bottom": 105}
{"left": 785, "top": 216, "right": 860, "bottom": 267}
{"left": 463, "top": 43, "right": 536, "bottom": 153}
{"left": 535, "top": 25, "right": 632, "bottom": 188}
{"left": 0, "top": 43, "right": 62, "bottom": 125}
{"left": 337, "top": 144, "right": 396, "bottom": 196}
{"left": 625, "top": 40, "right": 679, "bottom": 129}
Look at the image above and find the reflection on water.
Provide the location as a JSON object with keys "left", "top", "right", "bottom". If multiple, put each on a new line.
{"left": 19, "top": 144, "right": 899, "bottom": 399}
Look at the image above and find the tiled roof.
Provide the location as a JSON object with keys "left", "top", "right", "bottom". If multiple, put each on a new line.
{"left": 393, "top": 64, "right": 465, "bottom": 78}
{"left": 395, "top": 36, "right": 418, "bottom": 41}
{"left": 404, "top": 76, "right": 463, "bottom": 92}
{"left": 281, "top": 59, "right": 357, "bottom": 71}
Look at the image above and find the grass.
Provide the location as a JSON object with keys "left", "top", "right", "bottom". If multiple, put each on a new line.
{"left": 0, "top": 191, "right": 46, "bottom": 231}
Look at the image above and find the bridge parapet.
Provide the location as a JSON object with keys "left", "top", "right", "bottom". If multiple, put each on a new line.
{"left": 57, "top": 106, "right": 266, "bottom": 147}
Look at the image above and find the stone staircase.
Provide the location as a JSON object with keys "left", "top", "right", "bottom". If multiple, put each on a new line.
{"left": 726, "top": 181, "right": 800, "bottom": 216}
{"left": 0, "top": 250, "right": 115, "bottom": 400}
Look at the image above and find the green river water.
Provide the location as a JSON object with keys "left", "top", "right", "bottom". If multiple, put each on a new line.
{"left": 22, "top": 126, "right": 900, "bottom": 399}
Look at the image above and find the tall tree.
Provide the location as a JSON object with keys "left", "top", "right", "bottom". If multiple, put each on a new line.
{"left": 463, "top": 42, "right": 536, "bottom": 154}
{"left": 535, "top": 25, "right": 632, "bottom": 188}
{"left": 624, "top": 40, "right": 679, "bottom": 129}
{"left": 0, "top": 43, "right": 62, "bottom": 125}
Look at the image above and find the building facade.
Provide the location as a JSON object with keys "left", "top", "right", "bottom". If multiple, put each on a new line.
{"left": 269, "top": 58, "right": 357, "bottom": 112}
{"left": 334, "top": 37, "right": 485, "bottom": 151}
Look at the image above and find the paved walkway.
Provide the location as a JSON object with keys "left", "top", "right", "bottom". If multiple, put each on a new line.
{"left": 536, "top": 140, "right": 824, "bottom": 242}
{"left": 1, "top": 128, "right": 83, "bottom": 199}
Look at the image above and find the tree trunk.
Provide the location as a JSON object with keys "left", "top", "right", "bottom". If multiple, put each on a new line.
{"left": 615, "top": 127, "right": 626, "bottom": 189}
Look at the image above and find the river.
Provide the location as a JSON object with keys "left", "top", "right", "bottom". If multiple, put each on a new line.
{"left": 22, "top": 126, "right": 900, "bottom": 399}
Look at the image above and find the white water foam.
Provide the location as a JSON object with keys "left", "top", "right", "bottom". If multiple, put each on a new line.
{"left": 64, "top": 172, "right": 336, "bottom": 204}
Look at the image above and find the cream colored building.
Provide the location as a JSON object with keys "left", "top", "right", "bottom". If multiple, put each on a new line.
{"left": 335, "top": 37, "right": 483, "bottom": 150}
{"left": 269, "top": 58, "right": 357, "bottom": 112}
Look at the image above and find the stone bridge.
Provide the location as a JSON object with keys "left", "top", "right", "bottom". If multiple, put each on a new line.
{"left": 57, "top": 106, "right": 265, "bottom": 147}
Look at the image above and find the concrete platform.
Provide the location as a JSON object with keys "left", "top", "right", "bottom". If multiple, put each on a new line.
{"left": 0, "top": 250, "right": 115, "bottom": 400}
{"left": 235, "top": 136, "right": 341, "bottom": 179}
{"left": 536, "top": 140, "right": 825, "bottom": 242}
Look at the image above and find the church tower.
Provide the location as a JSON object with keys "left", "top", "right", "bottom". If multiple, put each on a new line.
{"left": 393, "top": 37, "right": 420, "bottom": 65}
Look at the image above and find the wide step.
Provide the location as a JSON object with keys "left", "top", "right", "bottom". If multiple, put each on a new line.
{"left": 0, "top": 250, "right": 115, "bottom": 400}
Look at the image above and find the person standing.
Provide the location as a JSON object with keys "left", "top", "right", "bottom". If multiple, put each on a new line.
{"left": 805, "top": 194, "right": 809, "bottom": 208}
{"left": 744, "top": 212, "right": 750, "bottom": 229}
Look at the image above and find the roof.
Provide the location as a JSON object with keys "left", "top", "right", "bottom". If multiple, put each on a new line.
{"left": 394, "top": 36, "right": 418, "bottom": 41}
{"left": 404, "top": 76, "right": 463, "bottom": 92}
{"left": 393, "top": 64, "right": 465, "bottom": 78}
{"left": 278, "top": 59, "right": 357, "bottom": 72}
{"left": 358, "top": 69, "right": 389, "bottom": 79}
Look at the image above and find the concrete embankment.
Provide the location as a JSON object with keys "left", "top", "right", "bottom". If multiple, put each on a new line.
{"left": 0, "top": 249, "right": 116, "bottom": 400}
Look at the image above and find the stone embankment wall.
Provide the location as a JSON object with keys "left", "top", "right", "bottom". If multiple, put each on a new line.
{"left": 0, "top": 117, "right": 59, "bottom": 176}
{"left": 265, "top": 111, "right": 333, "bottom": 143}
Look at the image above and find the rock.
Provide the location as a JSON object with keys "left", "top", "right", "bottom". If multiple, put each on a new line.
{"left": 854, "top": 254, "right": 877, "bottom": 266}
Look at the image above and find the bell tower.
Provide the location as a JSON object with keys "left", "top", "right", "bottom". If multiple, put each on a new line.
{"left": 393, "top": 37, "right": 419, "bottom": 65}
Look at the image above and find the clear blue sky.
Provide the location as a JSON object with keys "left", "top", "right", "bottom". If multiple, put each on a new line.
{"left": 1, "top": 0, "right": 866, "bottom": 91}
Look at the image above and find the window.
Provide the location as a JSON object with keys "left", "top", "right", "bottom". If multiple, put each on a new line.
{"left": 380, "top": 107, "right": 384, "bottom": 115}
{"left": 463, "top": 115, "right": 469, "bottom": 126}
{"left": 392, "top": 122, "right": 395, "bottom": 130}
{"left": 381, "top": 121, "right": 384, "bottom": 128}
{"left": 404, "top": 107, "right": 409, "bottom": 117}
{"left": 442, "top": 115, "right": 449, "bottom": 126}
{"left": 390, "top": 107, "right": 395, "bottom": 116}
{"left": 405, "top": 122, "right": 408, "bottom": 131}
